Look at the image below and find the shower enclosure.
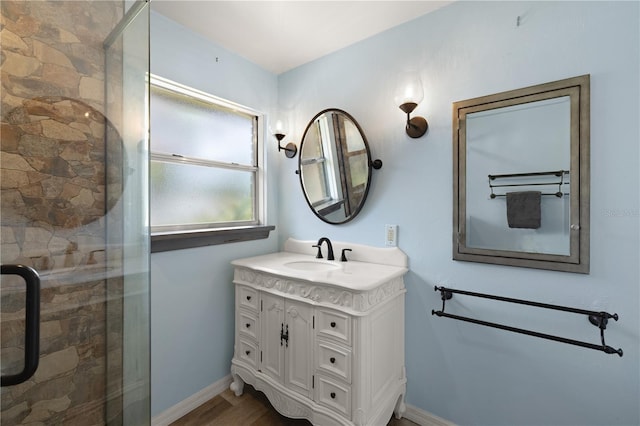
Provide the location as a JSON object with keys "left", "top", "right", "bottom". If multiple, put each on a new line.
{"left": 1, "top": 1, "right": 150, "bottom": 424}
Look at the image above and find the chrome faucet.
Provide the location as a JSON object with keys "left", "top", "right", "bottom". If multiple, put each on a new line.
{"left": 312, "top": 237, "right": 335, "bottom": 261}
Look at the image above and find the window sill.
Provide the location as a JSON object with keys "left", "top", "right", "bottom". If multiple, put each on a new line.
{"left": 151, "top": 225, "right": 275, "bottom": 253}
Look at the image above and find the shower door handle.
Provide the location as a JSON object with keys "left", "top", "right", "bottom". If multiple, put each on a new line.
{"left": 1, "top": 264, "right": 40, "bottom": 387}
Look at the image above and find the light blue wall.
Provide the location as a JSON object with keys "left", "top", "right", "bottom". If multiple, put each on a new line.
{"left": 150, "top": 2, "right": 640, "bottom": 425}
{"left": 149, "top": 11, "right": 280, "bottom": 416}
{"left": 278, "top": 2, "right": 639, "bottom": 425}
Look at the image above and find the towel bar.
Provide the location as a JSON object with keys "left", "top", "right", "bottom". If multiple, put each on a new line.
{"left": 432, "top": 286, "right": 623, "bottom": 357}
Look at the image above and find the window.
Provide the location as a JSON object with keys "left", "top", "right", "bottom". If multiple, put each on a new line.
{"left": 149, "top": 75, "right": 273, "bottom": 252}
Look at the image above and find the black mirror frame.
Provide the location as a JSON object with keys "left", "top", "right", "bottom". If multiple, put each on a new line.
{"left": 297, "top": 108, "right": 376, "bottom": 225}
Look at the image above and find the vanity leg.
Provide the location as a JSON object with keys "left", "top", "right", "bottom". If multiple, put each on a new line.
{"left": 229, "top": 372, "right": 245, "bottom": 397}
{"left": 393, "top": 393, "right": 406, "bottom": 420}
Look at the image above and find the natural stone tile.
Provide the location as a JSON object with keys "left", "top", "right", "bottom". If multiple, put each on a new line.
{"left": 18, "top": 183, "right": 43, "bottom": 198}
{"left": 0, "top": 28, "right": 30, "bottom": 53}
{"left": 47, "top": 235, "right": 70, "bottom": 256}
{"left": 5, "top": 75, "right": 68, "bottom": 99}
{"left": 40, "top": 176, "right": 66, "bottom": 198}
{"left": 0, "top": 401, "right": 29, "bottom": 425}
{"left": 1, "top": 92, "right": 28, "bottom": 111}
{"left": 22, "top": 396, "right": 72, "bottom": 423}
{"left": 6, "top": 14, "right": 41, "bottom": 38}
{"left": 19, "top": 133, "right": 60, "bottom": 157}
{"left": 41, "top": 119, "right": 86, "bottom": 141}
{"left": 89, "top": 120, "right": 104, "bottom": 138}
{"left": 79, "top": 77, "right": 103, "bottom": 102}
{"left": 24, "top": 98, "right": 74, "bottom": 122}
{"left": 60, "top": 141, "right": 90, "bottom": 161}
{"left": 58, "top": 27, "right": 80, "bottom": 44}
{"left": 0, "top": 0, "right": 29, "bottom": 22}
{"left": 0, "top": 346, "right": 24, "bottom": 372}
{"left": 42, "top": 63, "right": 81, "bottom": 89}
{"left": 68, "top": 122, "right": 91, "bottom": 135}
{"left": 1, "top": 50, "right": 41, "bottom": 77}
{"left": 0, "top": 189, "right": 26, "bottom": 216}
{"left": 33, "top": 39, "right": 74, "bottom": 68}
{"left": 33, "top": 347, "right": 80, "bottom": 382}
{"left": 1, "top": 169, "right": 30, "bottom": 188}
{"left": 1, "top": 152, "right": 34, "bottom": 171}
{"left": 70, "top": 188, "right": 94, "bottom": 207}
{"left": 59, "top": 182, "right": 82, "bottom": 200}
{"left": 27, "top": 170, "right": 48, "bottom": 184}
{"left": 18, "top": 122, "right": 43, "bottom": 135}
{"left": 1, "top": 122, "right": 22, "bottom": 152}
{"left": 1, "top": 226, "right": 17, "bottom": 243}
{"left": 22, "top": 374, "right": 74, "bottom": 403}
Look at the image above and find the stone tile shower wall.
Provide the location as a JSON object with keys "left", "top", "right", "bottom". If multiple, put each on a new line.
{"left": 1, "top": 1, "right": 124, "bottom": 424}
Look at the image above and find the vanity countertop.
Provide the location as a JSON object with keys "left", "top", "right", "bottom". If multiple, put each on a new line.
{"left": 232, "top": 251, "right": 408, "bottom": 292}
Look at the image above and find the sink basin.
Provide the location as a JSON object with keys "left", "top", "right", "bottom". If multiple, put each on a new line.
{"left": 284, "top": 260, "right": 341, "bottom": 271}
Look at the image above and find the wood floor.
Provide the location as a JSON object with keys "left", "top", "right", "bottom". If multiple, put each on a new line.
{"left": 170, "top": 385, "right": 418, "bottom": 426}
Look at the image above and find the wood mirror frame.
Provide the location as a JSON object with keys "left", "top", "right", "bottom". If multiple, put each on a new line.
{"left": 452, "top": 75, "right": 590, "bottom": 273}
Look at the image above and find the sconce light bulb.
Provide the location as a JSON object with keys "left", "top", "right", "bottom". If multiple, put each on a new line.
{"left": 274, "top": 119, "right": 288, "bottom": 135}
{"left": 394, "top": 73, "right": 424, "bottom": 106}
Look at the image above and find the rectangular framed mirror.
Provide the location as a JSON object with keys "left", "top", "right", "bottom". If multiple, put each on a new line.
{"left": 453, "top": 75, "right": 590, "bottom": 273}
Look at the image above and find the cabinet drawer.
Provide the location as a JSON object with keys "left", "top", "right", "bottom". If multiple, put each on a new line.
{"left": 315, "top": 374, "right": 351, "bottom": 418}
{"left": 316, "top": 309, "right": 351, "bottom": 345}
{"left": 238, "top": 309, "right": 259, "bottom": 340}
{"left": 316, "top": 340, "right": 351, "bottom": 383}
{"left": 238, "top": 338, "right": 259, "bottom": 370}
{"left": 238, "top": 285, "right": 259, "bottom": 311}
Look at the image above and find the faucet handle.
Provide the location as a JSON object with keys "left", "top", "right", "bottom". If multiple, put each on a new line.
{"left": 341, "top": 248, "right": 352, "bottom": 262}
{"left": 312, "top": 244, "right": 323, "bottom": 259}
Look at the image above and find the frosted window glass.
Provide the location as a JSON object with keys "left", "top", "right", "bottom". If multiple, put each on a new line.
{"left": 349, "top": 154, "right": 368, "bottom": 187}
{"left": 301, "top": 163, "right": 328, "bottom": 205}
{"left": 151, "top": 85, "right": 255, "bottom": 165}
{"left": 150, "top": 161, "right": 255, "bottom": 226}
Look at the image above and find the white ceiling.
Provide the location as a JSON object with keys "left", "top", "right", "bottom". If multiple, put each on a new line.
{"left": 151, "top": 1, "right": 453, "bottom": 74}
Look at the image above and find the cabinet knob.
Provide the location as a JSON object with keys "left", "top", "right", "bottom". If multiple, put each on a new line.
{"left": 330, "top": 322, "right": 336, "bottom": 328}
{"left": 246, "top": 295, "right": 252, "bottom": 301}
{"left": 330, "top": 392, "right": 336, "bottom": 399}
{"left": 245, "top": 323, "right": 250, "bottom": 328}
{"left": 245, "top": 350, "right": 251, "bottom": 356}
{"left": 330, "top": 357, "right": 335, "bottom": 364}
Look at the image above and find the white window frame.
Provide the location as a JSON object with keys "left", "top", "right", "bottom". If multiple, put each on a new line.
{"left": 149, "top": 75, "right": 272, "bottom": 252}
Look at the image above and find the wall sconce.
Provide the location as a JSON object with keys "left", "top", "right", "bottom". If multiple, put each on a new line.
{"left": 394, "top": 74, "right": 428, "bottom": 139}
{"left": 273, "top": 120, "right": 297, "bottom": 158}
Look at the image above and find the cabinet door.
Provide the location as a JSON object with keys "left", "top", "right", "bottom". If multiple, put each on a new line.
{"left": 285, "top": 300, "right": 314, "bottom": 398}
{"left": 261, "top": 292, "right": 284, "bottom": 382}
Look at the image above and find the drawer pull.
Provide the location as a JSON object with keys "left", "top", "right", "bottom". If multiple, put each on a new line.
{"left": 330, "top": 322, "right": 336, "bottom": 328}
{"left": 246, "top": 295, "right": 252, "bottom": 301}
{"left": 330, "top": 392, "right": 336, "bottom": 399}
{"left": 245, "top": 350, "right": 251, "bottom": 356}
{"left": 330, "top": 357, "right": 336, "bottom": 364}
{"left": 245, "top": 323, "right": 251, "bottom": 328}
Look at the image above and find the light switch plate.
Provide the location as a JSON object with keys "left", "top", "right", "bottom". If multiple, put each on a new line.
{"left": 385, "top": 224, "right": 397, "bottom": 247}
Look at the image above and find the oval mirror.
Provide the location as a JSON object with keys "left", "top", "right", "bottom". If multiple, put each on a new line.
{"left": 298, "top": 109, "right": 379, "bottom": 224}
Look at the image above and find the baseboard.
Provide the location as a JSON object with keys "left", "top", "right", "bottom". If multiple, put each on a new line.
{"left": 151, "top": 375, "right": 232, "bottom": 426}
{"left": 404, "top": 403, "right": 457, "bottom": 426}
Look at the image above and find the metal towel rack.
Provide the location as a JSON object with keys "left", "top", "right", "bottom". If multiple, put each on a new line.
{"left": 432, "top": 286, "right": 623, "bottom": 357}
{"left": 489, "top": 170, "right": 569, "bottom": 198}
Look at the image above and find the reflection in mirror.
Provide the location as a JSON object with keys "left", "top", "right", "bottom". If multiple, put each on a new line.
{"left": 466, "top": 97, "right": 571, "bottom": 255}
{"left": 298, "top": 109, "right": 374, "bottom": 224}
{"left": 453, "top": 75, "right": 590, "bottom": 273}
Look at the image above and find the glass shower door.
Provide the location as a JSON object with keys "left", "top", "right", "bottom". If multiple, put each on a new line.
{"left": 1, "top": 1, "right": 150, "bottom": 424}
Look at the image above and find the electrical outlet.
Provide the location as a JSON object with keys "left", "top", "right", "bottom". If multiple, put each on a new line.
{"left": 385, "top": 224, "right": 397, "bottom": 247}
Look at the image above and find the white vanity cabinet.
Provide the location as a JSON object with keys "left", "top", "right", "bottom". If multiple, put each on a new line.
{"left": 230, "top": 239, "right": 409, "bottom": 426}
{"left": 260, "top": 292, "right": 314, "bottom": 398}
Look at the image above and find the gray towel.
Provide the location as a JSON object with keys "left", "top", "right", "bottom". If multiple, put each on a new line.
{"left": 506, "top": 191, "right": 541, "bottom": 229}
